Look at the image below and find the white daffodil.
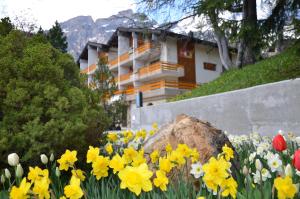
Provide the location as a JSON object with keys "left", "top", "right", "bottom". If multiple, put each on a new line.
{"left": 253, "top": 168, "right": 271, "bottom": 184}
{"left": 7, "top": 153, "right": 19, "bottom": 167}
{"left": 296, "top": 137, "right": 300, "bottom": 146}
{"left": 190, "top": 162, "right": 204, "bottom": 178}
{"left": 249, "top": 152, "right": 257, "bottom": 163}
{"left": 55, "top": 167, "right": 61, "bottom": 177}
{"left": 267, "top": 153, "right": 282, "bottom": 173}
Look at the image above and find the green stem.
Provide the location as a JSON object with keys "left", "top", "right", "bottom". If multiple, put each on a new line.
{"left": 259, "top": 172, "right": 264, "bottom": 199}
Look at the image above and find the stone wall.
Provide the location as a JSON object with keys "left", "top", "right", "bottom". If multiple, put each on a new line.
{"left": 131, "top": 78, "right": 300, "bottom": 136}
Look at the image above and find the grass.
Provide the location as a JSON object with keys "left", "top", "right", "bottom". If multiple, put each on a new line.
{"left": 171, "top": 41, "right": 300, "bottom": 102}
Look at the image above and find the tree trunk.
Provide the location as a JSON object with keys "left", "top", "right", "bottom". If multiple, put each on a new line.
{"left": 236, "top": 0, "right": 258, "bottom": 67}
{"left": 210, "top": 12, "right": 233, "bottom": 70}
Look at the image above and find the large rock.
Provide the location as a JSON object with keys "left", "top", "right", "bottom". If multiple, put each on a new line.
{"left": 144, "top": 114, "right": 238, "bottom": 165}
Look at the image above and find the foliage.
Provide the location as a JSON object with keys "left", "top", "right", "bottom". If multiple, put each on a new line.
{"left": 0, "top": 30, "right": 110, "bottom": 167}
{"left": 1, "top": 126, "right": 300, "bottom": 198}
{"left": 47, "top": 21, "right": 68, "bottom": 53}
{"left": 170, "top": 40, "right": 300, "bottom": 101}
{"left": 0, "top": 17, "right": 14, "bottom": 36}
{"left": 91, "top": 57, "right": 128, "bottom": 128}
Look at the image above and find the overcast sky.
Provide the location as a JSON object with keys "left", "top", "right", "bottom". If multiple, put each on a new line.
{"left": 0, "top": 0, "right": 137, "bottom": 29}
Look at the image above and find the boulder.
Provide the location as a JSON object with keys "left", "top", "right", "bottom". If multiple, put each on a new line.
{"left": 144, "top": 114, "right": 238, "bottom": 166}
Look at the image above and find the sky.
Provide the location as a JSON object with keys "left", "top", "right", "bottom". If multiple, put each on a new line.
{"left": 0, "top": 0, "right": 137, "bottom": 29}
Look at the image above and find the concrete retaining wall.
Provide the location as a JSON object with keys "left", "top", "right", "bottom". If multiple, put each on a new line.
{"left": 131, "top": 78, "right": 300, "bottom": 136}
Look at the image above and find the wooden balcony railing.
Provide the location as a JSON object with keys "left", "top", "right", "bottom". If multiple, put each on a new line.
{"left": 114, "top": 80, "right": 196, "bottom": 96}
{"left": 108, "top": 52, "right": 131, "bottom": 69}
{"left": 119, "top": 73, "right": 132, "bottom": 82}
{"left": 80, "top": 64, "right": 97, "bottom": 74}
{"left": 135, "top": 42, "right": 153, "bottom": 54}
{"left": 138, "top": 62, "right": 183, "bottom": 77}
{"left": 136, "top": 80, "right": 197, "bottom": 93}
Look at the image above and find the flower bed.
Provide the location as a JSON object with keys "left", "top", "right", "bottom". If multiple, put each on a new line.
{"left": 1, "top": 125, "right": 300, "bottom": 199}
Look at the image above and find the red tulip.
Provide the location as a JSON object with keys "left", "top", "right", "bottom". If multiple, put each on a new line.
{"left": 293, "top": 150, "right": 300, "bottom": 171}
{"left": 272, "top": 134, "right": 287, "bottom": 152}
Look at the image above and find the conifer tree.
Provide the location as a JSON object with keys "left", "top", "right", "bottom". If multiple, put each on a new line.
{"left": 47, "top": 21, "right": 68, "bottom": 53}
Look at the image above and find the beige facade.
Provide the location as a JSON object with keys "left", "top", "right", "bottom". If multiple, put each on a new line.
{"left": 79, "top": 28, "right": 236, "bottom": 126}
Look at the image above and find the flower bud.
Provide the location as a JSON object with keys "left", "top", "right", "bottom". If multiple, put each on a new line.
{"left": 255, "top": 159, "right": 262, "bottom": 171}
{"left": 243, "top": 165, "right": 249, "bottom": 176}
{"left": 7, "top": 153, "right": 19, "bottom": 167}
{"left": 4, "top": 168, "right": 11, "bottom": 179}
{"left": 0, "top": 174, "right": 5, "bottom": 184}
{"left": 15, "top": 164, "right": 23, "bottom": 178}
{"left": 285, "top": 164, "right": 293, "bottom": 177}
{"left": 40, "top": 154, "right": 48, "bottom": 165}
{"left": 272, "top": 134, "right": 287, "bottom": 152}
{"left": 55, "top": 167, "right": 60, "bottom": 177}
{"left": 50, "top": 153, "right": 54, "bottom": 162}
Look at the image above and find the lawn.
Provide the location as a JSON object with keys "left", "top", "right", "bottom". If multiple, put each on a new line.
{"left": 171, "top": 41, "right": 300, "bottom": 102}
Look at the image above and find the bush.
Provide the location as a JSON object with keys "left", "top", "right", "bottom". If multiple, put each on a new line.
{"left": 0, "top": 30, "right": 110, "bottom": 167}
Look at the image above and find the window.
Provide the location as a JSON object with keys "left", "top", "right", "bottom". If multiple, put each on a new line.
{"left": 203, "top": 62, "right": 216, "bottom": 71}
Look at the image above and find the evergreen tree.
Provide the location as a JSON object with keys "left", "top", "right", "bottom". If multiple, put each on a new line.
{"left": 47, "top": 21, "right": 68, "bottom": 53}
{"left": 0, "top": 17, "right": 14, "bottom": 36}
{"left": 91, "top": 57, "right": 128, "bottom": 128}
{"left": 0, "top": 30, "right": 109, "bottom": 166}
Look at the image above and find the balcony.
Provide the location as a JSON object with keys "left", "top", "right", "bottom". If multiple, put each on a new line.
{"left": 119, "top": 72, "right": 133, "bottom": 85}
{"left": 80, "top": 64, "right": 97, "bottom": 74}
{"left": 108, "top": 51, "right": 133, "bottom": 70}
{"left": 136, "top": 62, "right": 184, "bottom": 82}
{"left": 135, "top": 42, "right": 160, "bottom": 61}
{"left": 124, "top": 80, "right": 197, "bottom": 101}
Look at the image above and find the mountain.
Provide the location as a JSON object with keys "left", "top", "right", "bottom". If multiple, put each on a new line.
{"left": 60, "top": 9, "right": 156, "bottom": 60}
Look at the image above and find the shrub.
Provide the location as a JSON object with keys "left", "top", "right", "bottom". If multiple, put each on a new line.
{"left": 0, "top": 30, "right": 110, "bottom": 167}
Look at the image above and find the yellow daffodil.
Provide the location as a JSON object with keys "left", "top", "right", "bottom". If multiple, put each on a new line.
{"left": 107, "top": 132, "right": 118, "bottom": 142}
{"left": 169, "top": 150, "right": 186, "bottom": 166}
{"left": 197, "top": 197, "right": 205, "bottom": 199}
{"left": 64, "top": 176, "right": 83, "bottom": 199}
{"left": 118, "top": 163, "right": 153, "bottom": 196}
{"left": 135, "top": 129, "right": 147, "bottom": 140}
{"left": 32, "top": 176, "right": 50, "bottom": 199}
{"left": 123, "top": 130, "right": 133, "bottom": 140}
{"left": 222, "top": 144, "right": 234, "bottom": 161}
{"left": 131, "top": 149, "right": 146, "bottom": 167}
{"left": 105, "top": 143, "right": 113, "bottom": 155}
{"left": 176, "top": 144, "right": 192, "bottom": 158}
{"left": 153, "top": 170, "right": 169, "bottom": 191}
{"left": 221, "top": 177, "right": 238, "bottom": 198}
{"left": 109, "top": 154, "right": 125, "bottom": 174}
{"left": 165, "top": 143, "right": 172, "bottom": 153}
{"left": 10, "top": 178, "right": 31, "bottom": 199}
{"left": 274, "top": 176, "right": 297, "bottom": 199}
{"left": 190, "top": 148, "right": 200, "bottom": 163}
{"left": 123, "top": 147, "right": 138, "bottom": 164}
{"left": 27, "top": 166, "right": 49, "bottom": 183}
{"left": 159, "top": 157, "right": 173, "bottom": 173}
{"left": 92, "top": 155, "right": 109, "bottom": 180}
{"left": 202, "top": 157, "right": 231, "bottom": 193}
{"left": 86, "top": 146, "right": 100, "bottom": 163}
{"left": 57, "top": 150, "right": 78, "bottom": 171}
{"left": 71, "top": 169, "right": 86, "bottom": 181}
{"left": 150, "top": 150, "right": 160, "bottom": 164}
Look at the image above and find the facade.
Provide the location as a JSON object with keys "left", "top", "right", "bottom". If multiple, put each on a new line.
{"left": 79, "top": 27, "right": 236, "bottom": 126}
{"left": 78, "top": 41, "right": 108, "bottom": 86}
{"left": 105, "top": 28, "right": 234, "bottom": 107}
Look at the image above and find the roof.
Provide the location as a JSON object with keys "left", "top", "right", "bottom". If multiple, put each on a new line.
{"left": 77, "top": 41, "right": 108, "bottom": 64}
{"left": 107, "top": 27, "right": 220, "bottom": 49}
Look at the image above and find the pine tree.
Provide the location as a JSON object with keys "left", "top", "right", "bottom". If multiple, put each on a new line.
{"left": 47, "top": 21, "right": 68, "bottom": 53}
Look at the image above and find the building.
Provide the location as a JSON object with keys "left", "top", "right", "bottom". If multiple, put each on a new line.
{"left": 77, "top": 41, "right": 108, "bottom": 86}
{"left": 79, "top": 27, "right": 236, "bottom": 126}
